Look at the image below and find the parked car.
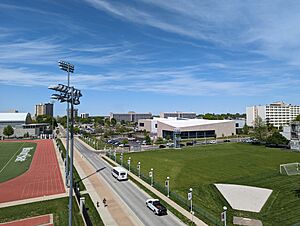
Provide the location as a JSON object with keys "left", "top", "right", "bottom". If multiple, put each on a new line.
{"left": 186, "top": 141, "right": 194, "bottom": 146}
{"left": 224, "top": 139, "right": 231, "bottom": 142}
{"left": 146, "top": 199, "right": 167, "bottom": 215}
{"left": 159, "top": 144, "right": 166, "bottom": 148}
{"left": 209, "top": 140, "right": 217, "bottom": 144}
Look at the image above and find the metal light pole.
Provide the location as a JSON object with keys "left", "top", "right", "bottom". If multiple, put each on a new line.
{"left": 149, "top": 168, "right": 154, "bottom": 186}
{"left": 137, "top": 161, "right": 141, "bottom": 177}
{"left": 58, "top": 60, "right": 74, "bottom": 188}
{"left": 120, "top": 153, "right": 123, "bottom": 166}
{"left": 166, "top": 176, "right": 170, "bottom": 197}
{"left": 114, "top": 150, "right": 117, "bottom": 162}
{"left": 222, "top": 206, "right": 227, "bottom": 226}
{"left": 128, "top": 157, "right": 131, "bottom": 172}
{"left": 188, "top": 188, "right": 193, "bottom": 213}
{"left": 49, "top": 82, "right": 82, "bottom": 226}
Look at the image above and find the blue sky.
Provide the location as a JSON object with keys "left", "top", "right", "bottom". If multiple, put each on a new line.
{"left": 1, "top": 0, "right": 300, "bottom": 116}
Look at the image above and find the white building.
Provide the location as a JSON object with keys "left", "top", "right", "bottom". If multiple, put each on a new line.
{"left": 246, "top": 101, "right": 300, "bottom": 128}
{"left": 138, "top": 117, "right": 235, "bottom": 139}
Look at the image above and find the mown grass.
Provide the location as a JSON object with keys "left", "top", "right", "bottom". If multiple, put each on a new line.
{"left": 0, "top": 142, "right": 37, "bottom": 183}
{"left": 56, "top": 139, "right": 86, "bottom": 191}
{"left": 82, "top": 194, "right": 105, "bottom": 226}
{"left": 0, "top": 197, "right": 84, "bottom": 226}
{"left": 121, "top": 143, "right": 300, "bottom": 226}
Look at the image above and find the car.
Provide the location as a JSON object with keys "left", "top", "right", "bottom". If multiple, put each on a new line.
{"left": 209, "top": 140, "right": 216, "bottom": 144}
{"left": 146, "top": 199, "right": 167, "bottom": 215}
{"left": 159, "top": 144, "right": 166, "bottom": 148}
{"left": 224, "top": 139, "right": 231, "bottom": 142}
{"left": 186, "top": 141, "right": 194, "bottom": 146}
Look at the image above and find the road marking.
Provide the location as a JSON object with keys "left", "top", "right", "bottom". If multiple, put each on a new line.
{"left": 0, "top": 143, "right": 25, "bottom": 175}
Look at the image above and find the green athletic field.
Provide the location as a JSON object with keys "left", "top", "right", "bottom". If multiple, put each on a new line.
{"left": 0, "top": 142, "right": 37, "bottom": 183}
{"left": 122, "top": 143, "right": 300, "bottom": 226}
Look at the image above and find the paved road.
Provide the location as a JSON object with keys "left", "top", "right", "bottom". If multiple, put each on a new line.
{"left": 74, "top": 138, "right": 185, "bottom": 226}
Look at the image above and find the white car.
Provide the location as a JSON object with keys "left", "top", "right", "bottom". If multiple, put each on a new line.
{"left": 146, "top": 199, "right": 167, "bottom": 215}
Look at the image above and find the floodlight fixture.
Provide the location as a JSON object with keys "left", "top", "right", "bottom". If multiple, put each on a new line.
{"left": 58, "top": 60, "right": 74, "bottom": 73}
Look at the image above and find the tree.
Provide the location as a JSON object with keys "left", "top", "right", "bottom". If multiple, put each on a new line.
{"left": 242, "top": 124, "right": 249, "bottom": 135}
{"left": 122, "top": 139, "right": 129, "bottom": 145}
{"left": 253, "top": 116, "right": 268, "bottom": 141}
{"left": 110, "top": 118, "right": 117, "bottom": 127}
{"left": 104, "top": 118, "right": 111, "bottom": 127}
{"left": 3, "top": 125, "right": 14, "bottom": 138}
{"left": 295, "top": 115, "right": 300, "bottom": 121}
{"left": 155, "top": 137, "right": 164, "bottom": 144}
{"left": 145, "top": 135, "right": 152, "bottom": 145}
{"left": 266, "top": 131, "right": 289, "bottom": 145}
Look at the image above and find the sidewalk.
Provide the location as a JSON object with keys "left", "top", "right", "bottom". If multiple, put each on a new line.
{"left": 102, "top": 155, "right": 208, "bottom": 226}
{"left": 61, "top": 138, "right": 143, "bottom": 226}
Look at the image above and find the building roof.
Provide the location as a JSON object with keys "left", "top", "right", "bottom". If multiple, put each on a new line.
{"left": 0, "top": 113, "right": 30, "bottom": 122}
{"left": 155, "top": 117, "right": 233, "bottom": 128}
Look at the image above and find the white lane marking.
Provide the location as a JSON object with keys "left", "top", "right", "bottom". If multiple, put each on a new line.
{"left": 0, "top": 143, "right": 25, "bottom": 175}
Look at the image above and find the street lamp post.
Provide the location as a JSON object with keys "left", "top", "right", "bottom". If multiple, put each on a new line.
{"left": 114, "top": 150, "right": 117, "bottom": 162}
{"left": 128, "top": 157, "right": 131, "bottom": 172}
{"left": 149, "top": 168, "right": 154, "bottom": 186}
{"left": 165, "top": 176, "right": 170, "bottom": 197}
{"left": 222, "top": 206, "right": 227, "bottom": 226}
{"left": 188, "top": 188, "right": 193, "bottom": 213}
{"left": 49, "top": 81, "right": 81, "bottom": 226}
{"left": 137, "top": 162, "right": 141, "bottom": 177}
{"left": 58, "top": 60, "right": 74, "bottom": 188}
{"left": 120, "top": 153, "right": 123, "bottom": 166}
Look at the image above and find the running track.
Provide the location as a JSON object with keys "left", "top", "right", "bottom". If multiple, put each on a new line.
{"left": 0, "top": 140, "right": 65, "bottom": 203}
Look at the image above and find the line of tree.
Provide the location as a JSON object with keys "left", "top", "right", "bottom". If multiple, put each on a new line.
{"left": 197, "top": 113, "right": 246, "bottom": 120}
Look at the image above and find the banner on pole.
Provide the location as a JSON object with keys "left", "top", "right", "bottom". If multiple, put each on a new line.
{"left": 188, "top": 192, "right": 192, "bottom": 200}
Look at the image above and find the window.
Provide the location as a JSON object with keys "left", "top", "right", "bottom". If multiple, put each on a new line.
{"left": 155, "top": 124, "right": 157, "bottom": 128}
{"left": 139, "top": 123, "right": 144, "bottom": 127}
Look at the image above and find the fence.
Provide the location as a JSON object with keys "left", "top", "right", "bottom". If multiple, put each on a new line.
{"left": 106, "top": 152, "right": 222, "bottom": 226}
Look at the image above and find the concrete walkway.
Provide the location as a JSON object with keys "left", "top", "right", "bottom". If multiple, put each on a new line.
{"left": 61, "top": 138, "right": 143, "bottom": 226}
{"left": 102, "top": 155, "right": 208, "bottom": 226}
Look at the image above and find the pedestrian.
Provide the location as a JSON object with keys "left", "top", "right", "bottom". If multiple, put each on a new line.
{"left": 96, "top": 201, "right": 99, "bottom": 207}
{"left": 103, "top": 198, "right": 107, "bottom": 207}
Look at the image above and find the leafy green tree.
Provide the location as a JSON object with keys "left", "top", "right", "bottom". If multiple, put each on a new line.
{"left": 122, "top": 139, "right": 129, "bottom": 144}
{"left": 243, "top": 124, "right": 249, "bottom": 135}
{"left": 295, "top": 115, "right": 300, "bottom": 121}
{"left": 266, "top": 131, "right": 289, "bottom": 145}
{"left": 3, "top": 125, "right": 14, "bottom": 138}
{"left": 145, "top": 135, "right": 152, "bottom": 145}
{"left": 110, "top": 118, "right": 117, "bottom": 126}
{"left": 253, "top": 116, "right": 268, "bottom": 141}
{"left": 104, "top": 118, "right": 111, "bottom": 127}
{"left": 155, "top": 137, "right": 164, "bottom": 144}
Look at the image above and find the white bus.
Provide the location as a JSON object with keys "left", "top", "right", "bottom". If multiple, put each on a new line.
{"left": 112, "top": 166, "right": 128, "bottom": 181}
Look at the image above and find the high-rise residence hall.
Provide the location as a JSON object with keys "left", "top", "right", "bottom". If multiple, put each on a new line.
{"left": 35, "top": 103, "right": 53, "bottom": 117}
{"left": 246, "top": 101, "right": 300, "bottom": 128}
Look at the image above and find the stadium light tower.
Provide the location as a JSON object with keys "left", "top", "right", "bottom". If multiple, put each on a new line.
{"left": 49, "top": 83, "right": 82, "bottom": 226}
{"left": 58, "top": 60, "right": 74, "bottom": 188}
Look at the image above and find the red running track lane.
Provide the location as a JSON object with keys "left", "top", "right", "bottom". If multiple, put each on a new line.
{"left": 0, "top": 214, "right": 52, "bottom": 226}
{"left": 0, "top": 140, "right": 65, "bottom": 203}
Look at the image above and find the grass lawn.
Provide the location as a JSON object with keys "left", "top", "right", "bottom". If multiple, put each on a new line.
{"left": 121, "top": 143, "right": 300, "bottom": 226}
{"left": 0, "top": 197, "right": 84, "bottom": 226}
{"left": 0, "top": 142, "right": 37, "bottom": 183}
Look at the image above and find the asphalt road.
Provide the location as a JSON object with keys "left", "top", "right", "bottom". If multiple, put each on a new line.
{"left": 74, "top": 138, "right": 185, "bottom": 226}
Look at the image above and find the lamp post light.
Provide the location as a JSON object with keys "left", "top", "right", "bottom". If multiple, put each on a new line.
{"left": 120, "top": 153, "right": 123, "bottom": 166}
{"left": 222, "top": 206, "right": 227, "bottom": 226}
{"left": 137, "top": 162, "right": 141, "bottom": 177}
{"left": 128, "top": 157, "right": 131, "bottom": 172}
{"left": 58, "top": 60, "right": 74, "bottom": 188}
{"left": 165, "top": 176, "right": 170, "bottom": 197}
{"left": 188, "top": 188, "right": 193, "bottom": 213}
{"left": 149, "top": 168, "right": 154, "bottom": 186}
{"left": 49, "top": 81, "right": 82, "bottom": 226}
